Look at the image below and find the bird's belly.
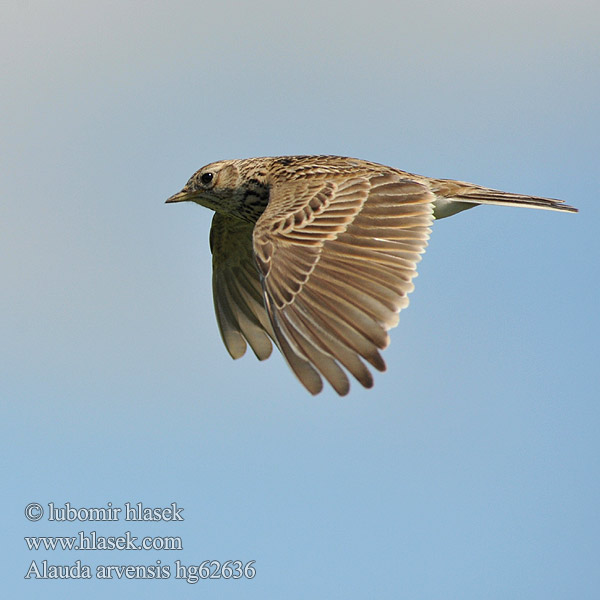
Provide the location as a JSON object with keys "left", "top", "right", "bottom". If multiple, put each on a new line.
{"left": 432, "top": 198, "right": 478, "bottom": 220}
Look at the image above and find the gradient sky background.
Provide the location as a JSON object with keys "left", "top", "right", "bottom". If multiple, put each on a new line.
{"left": 2, "top": 1, "right": 599, "bottom": 598}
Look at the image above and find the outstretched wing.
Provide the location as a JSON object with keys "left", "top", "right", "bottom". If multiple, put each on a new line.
{"left": 253, "top": 172, "right": 435, "bottom": 395}
{"left": 210, "top": 213, "right": 275, "bottom": 360}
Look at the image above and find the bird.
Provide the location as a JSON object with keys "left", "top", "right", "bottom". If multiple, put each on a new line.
{"left": 166, "top": 155, "right": 577, "bottom": 395}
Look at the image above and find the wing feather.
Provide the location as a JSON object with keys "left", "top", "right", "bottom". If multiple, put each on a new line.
{"left": 210, "top": 213, "right": 275, "bottom": 360}
{"left": 253, "top": 172, "right": 434, "bottom": 394}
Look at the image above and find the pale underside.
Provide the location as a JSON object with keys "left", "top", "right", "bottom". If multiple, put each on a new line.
{"left": 210, "top": 172, "right": 434, "bottom": 395}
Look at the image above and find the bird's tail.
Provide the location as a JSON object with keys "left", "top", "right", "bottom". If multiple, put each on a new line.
{"left": 431, "top": 179, "right": 578, "bottom": 219}
{"left": 451, "top": 187, "right": 577, "bottom": 213}
{"left": 432, "top": 178, "right": 578, "bottom": 214}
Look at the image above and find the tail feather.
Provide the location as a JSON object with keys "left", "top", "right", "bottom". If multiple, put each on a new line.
{"left": 430, "top": 178, "right": 578, "bottom": 215}
{"left": 452, "top": 187, "right": 578, "bottom": 213}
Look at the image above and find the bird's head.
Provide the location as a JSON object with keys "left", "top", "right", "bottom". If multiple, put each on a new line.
{"left": 166, "top": 160, "right": 242, "bottom": 211}
{"left": 166, "top": 159, "right": 270, "bottom": 222}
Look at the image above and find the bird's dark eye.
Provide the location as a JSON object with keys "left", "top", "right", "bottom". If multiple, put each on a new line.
{"left": 200, "top": 172, "right": 214, "bottom": 186}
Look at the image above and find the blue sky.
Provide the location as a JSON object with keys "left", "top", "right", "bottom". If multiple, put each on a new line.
{"left": 2, "top": 1, "right": 598, "bottom": 598}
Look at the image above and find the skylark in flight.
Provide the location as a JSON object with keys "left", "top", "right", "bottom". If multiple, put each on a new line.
{"left": 167, "top": 155, "right": 576, "bottom": 395}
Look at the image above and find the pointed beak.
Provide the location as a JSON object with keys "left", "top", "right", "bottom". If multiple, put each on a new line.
{"left": 165, "top": 189, "right": 192, "bottom": 204}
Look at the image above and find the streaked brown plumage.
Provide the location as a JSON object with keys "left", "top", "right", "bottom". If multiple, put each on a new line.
{"left": 166, "top": 155, "right": 577, "bottom": 395}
